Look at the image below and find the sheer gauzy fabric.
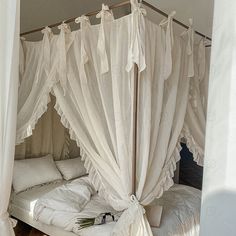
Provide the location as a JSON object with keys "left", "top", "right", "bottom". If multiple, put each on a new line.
{"left": 16, "top": 1, "right": 194, "bottom": 236}
{"left": 181, "top": 39, "right": 210, "bottom": 166}
{"left": 15, "top": 95, "right": 79, "bottom": 160}
{"left": 0, "top": 0, "right": 19, "bottom": 235}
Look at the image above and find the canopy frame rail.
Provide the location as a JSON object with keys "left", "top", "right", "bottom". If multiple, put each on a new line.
{"left": 20, "top": 0, "right": 212, "bottom": 46}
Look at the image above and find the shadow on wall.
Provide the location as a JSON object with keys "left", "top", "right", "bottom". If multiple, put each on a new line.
{"left": 200, "top": 189, "right": 236, "bottom": 236}
{"left": 179, "top": 143, "right": 203, "bottom": 190}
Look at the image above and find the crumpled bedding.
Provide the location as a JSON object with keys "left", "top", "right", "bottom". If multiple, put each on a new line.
{"left": 33, "top": 177, "right": 117, "bottom": 234}
{"left": 33, "top": 179, "right": 201, "bottom": 236}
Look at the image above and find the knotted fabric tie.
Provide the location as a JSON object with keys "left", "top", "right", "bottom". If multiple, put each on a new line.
{"left": 35, "top": 27, "right": 52, "bottom": 83}
{"left": 58, "top": 23, "right": 72, "bottom": 95}
{"left": 112, "top": 195, "right": 152, "bottom": 236}
{"left": 96, "top": 4, "right": 114, "bottom": 74}
{"left": 159, "top": 11, "right": 176, "bottom": 80}
{"left": 75, "top": 15, "right": 91, "bottom": 83}
{"left": 198, "top": 38, "right": 206, "bottom": 81}
{"left": 181, "top": 18, "right": 194, "bottom": 78}
{"left": 126, "top": 0, "right": 147, "bottom": 73}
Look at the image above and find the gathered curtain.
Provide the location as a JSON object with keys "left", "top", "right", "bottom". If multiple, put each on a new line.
{"left": 0, "top": 0, "right": 20, "bottom": 235}
{"left": 181, "top": 39, "right": 210, "bottom": 166}
{"left": 16, "top": 1, "right": 200, "bottom": 235}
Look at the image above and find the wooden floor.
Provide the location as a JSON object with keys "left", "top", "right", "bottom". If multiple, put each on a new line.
{"left": 14, "top": 220, "right": 47, "bottom": 236}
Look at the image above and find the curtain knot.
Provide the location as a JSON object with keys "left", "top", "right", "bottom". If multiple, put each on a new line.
{"left": 126, "top": 0, "right": 147, "bottom": 73}
{"left": 112, "top": 194, "right": 151, "bottom": 236}
{"left": 75, "top": 15, "right": 90, "bottom": 26}
{"left": 41, "top": 26, "right": 52, "bottom": 34}
{"left": 130, "top": 0, "right": 147, "bottom": 16}
{"left": 58, "top": 22, "right": 71, "bottom": 33}
{"left": 96, "top": 4, "right": 113, "bottom": 20}
{"left": 96, "top": 4, "right": 114, "bottom": 74}
{"left": 181, "top": 18, "right": 195, "bottom": 78}
{"left": 160, "top": 11, "right": 176, "bottom": 80}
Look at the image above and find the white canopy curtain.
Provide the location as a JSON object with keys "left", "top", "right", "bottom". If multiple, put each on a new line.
{"left": 0, "top": 0, "right": 19, "bottom": 235}
{"left": 16, "top": 0, "right": 195, "bottom": 235}
{"left": 181, "top": 39, "right": 210, "bottom": 166}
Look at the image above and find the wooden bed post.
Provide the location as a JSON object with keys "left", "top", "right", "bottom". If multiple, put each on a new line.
{"left": 132, "top": 64, "right": 139, "bottom": 196}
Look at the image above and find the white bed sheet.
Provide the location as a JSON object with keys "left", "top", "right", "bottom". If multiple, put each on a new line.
{"left": 10, "top": 182, "right": 201, "bottom": 236}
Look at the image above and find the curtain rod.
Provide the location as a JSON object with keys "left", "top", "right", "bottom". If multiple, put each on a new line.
{"left": 20, "top": 0, "right": 212, "bottom": 44}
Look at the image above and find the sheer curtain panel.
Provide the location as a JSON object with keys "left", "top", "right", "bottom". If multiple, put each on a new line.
{"left": 0, "top": 0, "right": 20, "bottom": 235}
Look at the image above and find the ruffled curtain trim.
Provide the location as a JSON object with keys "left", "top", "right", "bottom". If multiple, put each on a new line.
{"left": 53, "top": 101, "right": 119, "bottom": 208}
{"left": 154, "top": 142, "right": 182, "bottom": 200}
{"left": 16, "top": 93, "right": 51, "bottom": 145}
{"left": 181, "top": 127, "right": 204, "bottom": 166}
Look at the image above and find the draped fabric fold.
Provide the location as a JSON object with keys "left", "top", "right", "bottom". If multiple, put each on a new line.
{"left": 126, "top": 0, "right": 147, "bottom": 72}
{"left": 181, "top": 38, "right": 210, "bottom": 166}
{"left": 75, "top": 15, "right": 91, "bottom": 83}
{"left": 57, "top": 23, "right": 73, "bottom": 94}
{"left": 96, "top": 4, "right": 114, "bottom": 74}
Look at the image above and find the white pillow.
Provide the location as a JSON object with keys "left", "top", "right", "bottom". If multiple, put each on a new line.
{"left": 55, "top": 157, "right": 87, "bottom": 180}
{"left": 13, "top": 154, "right": 62, "bottom": 193}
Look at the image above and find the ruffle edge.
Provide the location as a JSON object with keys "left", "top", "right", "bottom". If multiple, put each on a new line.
{"left": 53, "top": 101, "right": 120, "bottom": 209}
{"left": 155, "top": 142, "right": 182, "bottom": 200}
{"left": 16, "top": 93, "right": 51, "bottom": 145}
{"left": 181, "top": 127, "right": 204, "bottom": 166}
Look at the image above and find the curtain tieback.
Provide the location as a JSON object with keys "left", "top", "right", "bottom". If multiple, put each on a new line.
{"left": 96, "top": 4, "right": 114, "bottom": 74}
{"left": 126, "top": 0, "right": 147, "bottom": 73}
{"left": 112, "top": 195, "right": 152, "bottom": 236}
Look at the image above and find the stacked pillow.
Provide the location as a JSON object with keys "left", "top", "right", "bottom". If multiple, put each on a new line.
{"left": 13, "top": 155, "right": 87, "bottom": 193}
{"left": 55, "top": 157, "right": 87, "bottom": 181}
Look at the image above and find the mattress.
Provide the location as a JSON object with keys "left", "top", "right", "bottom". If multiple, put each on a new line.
{"left": 10, "top": 182, "right": 201, "bottom": 236}
{"left": 11, "top": 181, "right": 67, "bottom": 213}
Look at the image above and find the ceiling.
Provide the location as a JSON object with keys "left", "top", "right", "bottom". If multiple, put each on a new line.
{"left": 21, "top": 0, "right": 214, "bottom": 41}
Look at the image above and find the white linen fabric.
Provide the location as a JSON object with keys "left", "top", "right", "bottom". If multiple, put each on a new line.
{"left": 181, "top": 40, "right": 210, "bottom": 166}
{"left": 0, "top": 0, "right": 19, "bottom": 235}
{"left": 12, "top": 155, "right": 62, "bottom": 193}
{"left": 56, "top": 157, "right": 87, "bottom": 180}
{"left": 16, "top": 1, "right": 200, "bottom": 235}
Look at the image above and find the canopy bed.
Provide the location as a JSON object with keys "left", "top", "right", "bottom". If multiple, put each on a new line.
{"left": 2, "top": 0, "right": 210, "bottom": 235}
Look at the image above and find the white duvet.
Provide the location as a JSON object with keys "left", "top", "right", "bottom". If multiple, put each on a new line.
{"left": 33, "top": 178, "right": 201, "bottom": 236}
{"left": 33, "top": 177, "right": 116, "bottom": 234}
